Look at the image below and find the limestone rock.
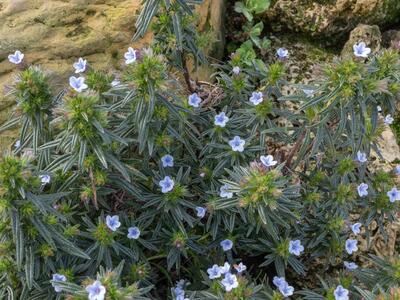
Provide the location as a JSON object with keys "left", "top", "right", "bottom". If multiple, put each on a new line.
{"left": 341, "top": 24, "right": 381, "bottom": 58}
{"left": 266, "top": 0, "right": 400, "bottom": 42}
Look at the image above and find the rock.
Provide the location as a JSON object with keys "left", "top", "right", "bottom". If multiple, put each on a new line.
{"left": 341, "top": 24, "right": 381, "bottom": 58}
{"left": 266, "top": 0, "right": 400, "bottom": 42}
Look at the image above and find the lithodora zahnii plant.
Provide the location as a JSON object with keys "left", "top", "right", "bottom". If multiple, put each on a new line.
{"left": 1, "top": 4, "right": 400, "bottom": 300}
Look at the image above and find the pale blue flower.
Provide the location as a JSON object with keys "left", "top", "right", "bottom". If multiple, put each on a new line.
{"left": 219, "top": 262, "right": 231, "bottom": 274}
{"left": 220, "top": 239, "right": 233, "bottom": 251}
{"left": 356, "top": 151, "right": 367, "bottom": 163}
{"left": 377, "top": 105, "right": 382, "bottom": 112}
{"left": 51, "top": 273, "right": 67, "bottom": 293}
{"left": 353, "top": 42, "right": 371, "bottom": 58}
{"left": 207, "top": 264, "right": 222, "bottom": 279}
{"left": 260, "top": 155, "right": 277, "bottom": 167}
{"left": 249, "top": 91, "right": 263, "bottom": 105}
{"left": 344, "top": 261, "right": 358, "bottom": 270}
{"left": 334, "top": 285, "right": 349, "bottom": 300}
{"left": 384, "top": 114, "right": 394, "bottom": 125}
{"left": 345, "top": 239, "right": 358, "bottom": 254}
{"left": 220, "top": 184, "right": 233, "bottom": 199}
{"left": 127, "top": 226, "right": 140, "bottom": 239}
{"left": 387, "top": 187, "right": 400, "bottom": 202}
{"left": 279, "top": 282, "right": 294, "bottom": 297}
{"left": 276, "top": 48, "right": 289, "bottom": 59}
{"left": 73, "top": 58, "right": 87, "bottom": 73}
{"left": 14, "top": 140, "right": 21, "bottom": 148}
{"left": 159, "top": 176, "right": 174, "bottom": 193}
{"left": 395, "top": 165, "right": 400, "bottom": 175}
{"left": 229, "top": 136, "right": 245, "bottom": 152}
{"left": 86, "top": 280, "right": 106, "bottom": 300}
{"left": 221, "top": 273, "right": 238, "bottom": 292}
{"left": 195, "top": 206, "right": 206, "bottom": 218}
{"left": 289, "top": 240, "right": 304, "bottom": 256}
{"left": 273, "top": 276, "right": 287, "bottom": 289}
{"left": 303, "top": 89, "right": 314, "bottom": 97}
{"left": 8, "top": 50, "right": 24, "bottom": 64}
{"left": 69, "top": 76, "right": 88, "bottom": 92}
{"left": 232, "top": 66, "right": 241, "bottom": 75}
{"left": 234, "top": 262, "right": 246, "bottom": 273}
{"left": 40, "top": 174, "right": 51, "bottom": 185}
{"left": 188, "top": 93, "right": 202, "bottom": 107}
{"left": 357, "top": 183, "right": 368, "bottom": 197}
{"left": 124, "top": 47, "right": 137, "bottom": 64}
{"left": 214, "top": 112, "right": 229, "bottom": 127}
{"left": 351, "top": 223, "right": 361, "bottom": 235}
{"left": 161, "top": 154, "right": 174, "bottom": 167}
{"left": 106, "top": 215, "right": 121, "bottom": 232}
{"left": 111, "top": 79, "right": 120, "bottom": 87}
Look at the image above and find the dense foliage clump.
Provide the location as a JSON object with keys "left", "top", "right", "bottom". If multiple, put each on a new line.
{"left": 1, "top": 1, "right": 400, "bottom": 299}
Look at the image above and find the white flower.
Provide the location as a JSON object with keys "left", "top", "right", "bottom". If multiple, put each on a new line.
{"left": 232, "top": 66, "right": 240, "bottom": 75}
{"left": 353, "top": 42, "right": 371, "bottom": 58}
{"left": 384, "top": 114, "right": 394, "bottom": 125}
{"left": 220, "top": 184, "right": 233, "bottom": 199}
{"left": 73, "top": 58, "right": 87, "bottom": 73}
{"left": 229, "top": 136, "right": 245, "bottom": 152}
{"left": 40, "top": 174, "right": 51, "bottom": 185}
{"left": 260, "top": 155, "right": 277, "bottom": 167}
{"left": 124, "top": 47, "right": 138, "bottom": 64}
{"left": 219, "top": 262, "right": 231, "bottom": 274}
{"left": 8, "top": 50, "right": 24, "bottom": 64}
{"left": 86, "top": 280, "right": 106, "bottom": 300}
{"left": 69, "top": 76, "right": 88, "bottom": 92}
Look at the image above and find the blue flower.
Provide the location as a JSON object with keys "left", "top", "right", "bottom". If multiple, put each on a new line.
{"left": 195, "top": 206, "right": 207, "bottom": 218}
{"left": 127, "top": 226, "right": 140, "bottom": 239}
{"left": 249, "top": 91, "right": 263, "bottom": 105}
{"left": 188, "top": 93, "right": 202, "bottom": 107}
{"left": 345, "top": 239, "right": 358, "bottom": 254}
{"left": 384, "top": 114, "right": 394, "bottom": 125}
{"left": 207, "top": 264, "right": 222, "bottom": 279}
{"left": 232, "top": 66, "right": 241, "bottom": 75}
{"left": 220, "top": 239, "right": 233, "bottom": 251}
{"left": 356, "top": 151, "right": 367, "bottom": 163}
{"left": 260, "top": 155, "right": 277, "bottom": 167}
{"left": 159, "top": 176, "right": 175, "bottom": 193}
{"left": 219, "top": 262, "right": 231, "bottom": 274}
{"left": 353, "top": 42, "right": 371, "bottom": 58}
{"left": 69, "top": 76, "right": 88, "bottom": 92}
{"left": 395, "top": 165, "right": 400, "bottom": 175}
{"left": 276, "top": 48, "right": 289, "bottom": 59}
{"left": 221, "top": 273, "right": 239, "bottom": 292}
{"left": 8, "top": 50, "right": 24, "bottom": 64}
{"left": 234, "top": 262, "right": 247, "bottom": 273}
{"left": 303, "top": 89, "right": 314, "bottom": 97}
{"left": 214, "top": 112, "right": 229, "bottom": 127}
{"left": 351, "top": 223, "right": 361, "bottom": 235}
{"left": 229, "top": 136, "right": 245, "bottom": 152}
{"left": 51, "top": 273, "right": 67, "bottom": 293}
{"left": 344, "top": 261, "right": 358, "bottom": 270}
{"left": 357, "top": 183, "right": 368, "bottom": 197}
{"left": 334, "top": 285, "right": 349, "bottom": 300}
{"left": 40, "top": 174, "right": 51, "bottom": 185}
{"left": 387, "top": 187, "right": 400, "bottom": 202}
{"left": 289, "top": 239, "right": 304, "bottom": 256}
{"left": 273, "top": 276, "right": 287, "bottom": 289}
{"left": 279, "top": 282, "right": 294, "bottom": 297}
{"left": 86, "top": 280, "right": 106, "bottom": 300}
{"left": 106, "top": 215, "right": 121, "bottom": 232}
{"left": 220, "top": 184, "right": 233, "bottom": 199}
{"left": 124, "top": 47, "right": 138, "bottom": 64}
{"left": 161, "top": 154, "right": 174, "bottom": 167}
{"left": 14, "top": 140, "right": 21, "bottom": 148}
{"left": 73, "top": 57, "right": 87, "bottom": 73}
